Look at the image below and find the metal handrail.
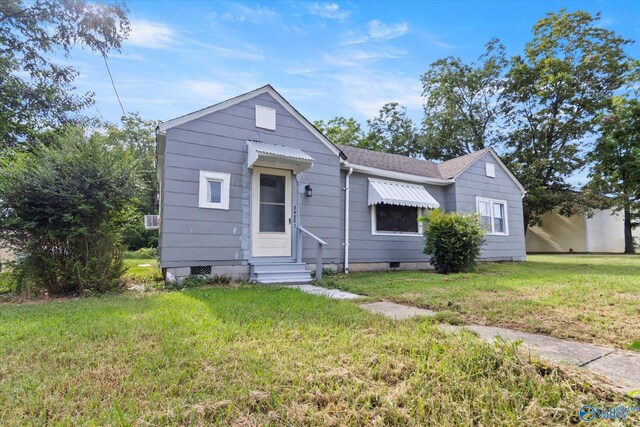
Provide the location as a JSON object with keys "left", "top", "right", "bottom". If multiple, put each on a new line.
{"left": 298, "top": 225, "right": 327, "bottom": 246}
{"left": 297, "top": 225, "right": 326, "bottom": 280}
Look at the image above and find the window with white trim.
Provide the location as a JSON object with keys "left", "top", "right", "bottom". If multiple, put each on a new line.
{"left": 371, "top": 204, "right": 423, "bottom": 235}
{"left": 199, "top": 171, "right": 231, "bottom": 209}
{"left": 476, "top": 197, "right": 508, "bottom": 235}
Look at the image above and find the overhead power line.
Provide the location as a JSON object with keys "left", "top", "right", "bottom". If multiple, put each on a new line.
{"left": 102, "top": 54, "right": 126, "bottom": 117}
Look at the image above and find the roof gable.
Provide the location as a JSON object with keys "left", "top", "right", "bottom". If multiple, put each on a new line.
{"left": 157, "top": 85, "right": 344, "bottom": 158}
{"left": 437, "top": 149, "right": 489, "bottom": 179}
{"left": 439, "top": 148, "right": 525, "bottom": 193}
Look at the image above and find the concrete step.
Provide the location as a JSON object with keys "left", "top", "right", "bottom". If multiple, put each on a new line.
{"left": 250, "top": 262, "right": 307, "bottom": 273}
{"left": 255, "top": 275, "right": 313, "bottom": 284}
{"left": 250, "top": 262, "right": 312, "bottom": 284}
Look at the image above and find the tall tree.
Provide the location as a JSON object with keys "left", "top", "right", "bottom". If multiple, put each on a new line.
{"left": 0, "top": 0, "right": 129, "bottom": 148}
{"left": 100, "top": 113, "right": 159, "bottom": 216}
{"left": 313, "top": 116, "right": 364, "bottom": 147}
{"left": 503, "top": 10, "right": 635, "bottom": 230}
{"left": 363, "top": 102, "right": 419, "bottom": 157}
{"left": 421, "top": 39, "right": 508, "bottom": 161}
{"left": 91, "top": 113, "right": 159, "bottom": 251}
{"left": 588, "top": 97, "right": 640, "bottom": 253}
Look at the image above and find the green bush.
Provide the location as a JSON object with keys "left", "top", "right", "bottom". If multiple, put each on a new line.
{"left": 120, "top": 221, "right": 158, "bottom": 251}
{"left": 420, "top": 209, "right": 486, "bottom": 274}
{"left": 0, "top": 129, "right": 136, "bottom": 294}
{"left": 172, "top": 274, "right": 232, "bottom": 289}
{"left": 124, "top": 247, "right": 158, "bottom": 259}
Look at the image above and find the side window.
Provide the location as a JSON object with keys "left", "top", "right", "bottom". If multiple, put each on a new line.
{"left": 476, "top": 197, "right": 508, "bottom": 235}
{"left": 199, "top": 171, "right": 231, "bottom": 210}
{"left": 371, "top": 204, "right": 423, "bottom": 235}
{"left": 478, "top": 199, "right": 492, "bottom": 231}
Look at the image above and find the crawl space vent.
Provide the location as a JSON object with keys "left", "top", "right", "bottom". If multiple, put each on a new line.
{"left": 190, "top": 266, "right": 212, "bottom": 276}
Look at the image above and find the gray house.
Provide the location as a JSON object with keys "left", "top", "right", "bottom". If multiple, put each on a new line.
{"left": 156, "top": 85, "right": 526, "bottom": 283}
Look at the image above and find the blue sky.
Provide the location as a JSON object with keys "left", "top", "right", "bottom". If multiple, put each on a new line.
{"left": 64, "top": 0, "right": 640, "bottom": 127}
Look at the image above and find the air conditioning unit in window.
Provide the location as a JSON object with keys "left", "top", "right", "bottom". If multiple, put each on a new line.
{"left": 144, "top": 215, "right": 159, "bottom": 230}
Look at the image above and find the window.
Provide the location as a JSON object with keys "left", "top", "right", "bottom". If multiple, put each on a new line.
{"left": 371, "top": 204, "right": 423, "bottom": 235}
{"left": 476, "top": 197, "right": 508, "bottom": 235}
{"left": 199, "top": 171, "right": 230, "bottom": 209}
{"left": 259, "top": 174, "right": 286, "bottom": 232}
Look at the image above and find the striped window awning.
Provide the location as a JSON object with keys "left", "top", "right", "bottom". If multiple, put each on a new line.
{"left": 368, "top": 178, "right": 440, "bottom": 209}
{"left": 247, "top": 140, "right": 314, "bottom": 174}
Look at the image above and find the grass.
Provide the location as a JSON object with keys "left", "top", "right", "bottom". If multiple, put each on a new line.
{"left": 0, "top": 286, "right": 630, "bottom": 425}
{"left": 122, "top": 257, "right": 163, "bottom": 287}
{"left": 329, "top": 255, "right": 640, "bottom": 349}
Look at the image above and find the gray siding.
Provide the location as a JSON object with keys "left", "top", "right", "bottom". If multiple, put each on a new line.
{"left": 453, "top": 152, "right": 526, "bottom": 261}
{"left": 160, "top": 92, "right": 341, "bottom": 268}
{"left": 342, "top": 172, "right": 446, "bottom": 263}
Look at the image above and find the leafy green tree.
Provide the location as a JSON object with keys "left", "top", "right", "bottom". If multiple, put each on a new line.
{"left": 588, "top": 97, "right": 640, "bottom": 253}
{"left": 419, "top": 10, "right": 636, "bottom": 231}
{"left": 95, "top": 113, "right": 159, "bottom": 250}
{"left": 314, "top": 116, "right": 364, "bottom": 147}
{"left": 503, "top": 10, "right": 635, "bottom": 230}
{"left": 101, "top": 113, "right": 159, "bottom": 216}
{"left": 0, "top": 0, "right": 129, "bottom": 148}
{"left": 363, "top": 102, "right": 419, "bottom": 157}
{"left": 421, "top": 39, "right": 508, "bottom": 161}
{"left": 0, "top": 128, "right": 137, "bottom": 294}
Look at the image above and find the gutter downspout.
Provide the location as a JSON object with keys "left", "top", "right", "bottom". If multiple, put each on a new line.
{"left": 344, "top": 167, "right": 353, "bottom": 274}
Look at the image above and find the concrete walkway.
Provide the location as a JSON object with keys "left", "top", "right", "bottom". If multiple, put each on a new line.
{"left": 284, "top": 284, "right": 362, "bottom": 300}
{"left": 289, "top": 285, "right": 640, "bottom": 395}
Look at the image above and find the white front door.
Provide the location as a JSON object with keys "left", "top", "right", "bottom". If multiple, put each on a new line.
{"left": 251, "top": 167, "right": 292, "bottom": 257}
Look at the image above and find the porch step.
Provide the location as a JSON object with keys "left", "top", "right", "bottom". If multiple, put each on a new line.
{"left": 250, "top": 262, "right": 312, "bottom": 284}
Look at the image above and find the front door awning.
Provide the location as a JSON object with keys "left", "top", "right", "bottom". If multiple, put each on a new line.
{"left": 247, "top": 140, "right": 314, "bottom": 174}
{"left": 368, "top": 178, "right": 440, "bottom": 209}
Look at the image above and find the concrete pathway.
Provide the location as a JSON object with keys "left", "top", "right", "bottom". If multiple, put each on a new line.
{"left": 289, "top": 284, "right": 640, "bottom": 394}
{"left": 360, "top": 301, "right": 436, "bottom": 320}
{"left": 283, "top": 284, "right": 362, "bottom": 300}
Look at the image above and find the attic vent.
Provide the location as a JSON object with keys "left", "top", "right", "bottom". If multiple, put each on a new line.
{"left": 255, "top": 105, "right": 276, "bottom": 130}
{"left": 190, "top": 266, "right": 211, "bottom": 276}
{"left": 144, "top": 215, "right": 159, "bottom": 230}
{"left": 485, "top": 163, "right": 495, "bottom": 178}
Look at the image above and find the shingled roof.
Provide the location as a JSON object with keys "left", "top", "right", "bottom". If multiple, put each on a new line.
{"left": 437, "top": 148, "right": 490, "bottom": 179}
{"left": 337, "top": 145, "right": 443, "bottom": 179}
{"left": 338, "top": 144, "right": 491, "bottom": 181}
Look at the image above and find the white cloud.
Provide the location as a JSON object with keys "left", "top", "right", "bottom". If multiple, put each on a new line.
{"left": 308, "top": 3, "right": 350, "bottom": 20}
{"left": 126, "top": 20, "right": 176, "bottom": 49}
{"left": 179, "top": 79, "right": 263, "bottom": 104}
{"left": 110, "top": 52, "right": 145, "bottom": 61}
{"left": 181, "top": 80, "right": 229, "bottom": 99}
{"left": 323, "top": 48, "right": 405, "bottom": 67}
{"left": 189, "top": 40, "right": 265, "bottom": 61}
{"left": 427, "top": 36, "right": 460, "bottom": 49}
{"left": 368, "top": 20, "right": 409, "bottom": 41}
{"left": 341, "top": 20, "right": 409, "bottom": 45}
{"left": 330, "top": 70, "right": 422, "bottom": 118}
{"left": 211, "top": 4, "right": 277, "bottom": 23}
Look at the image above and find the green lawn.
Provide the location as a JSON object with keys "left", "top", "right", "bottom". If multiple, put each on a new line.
{"left": 329, "top": 255, "right": 640, "bottom": 349}
{"left": 0, "top": 286, "right": 627, "bottom": 425}
{"left": 123, "top": 257, "right": 163, "bottom": 287}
